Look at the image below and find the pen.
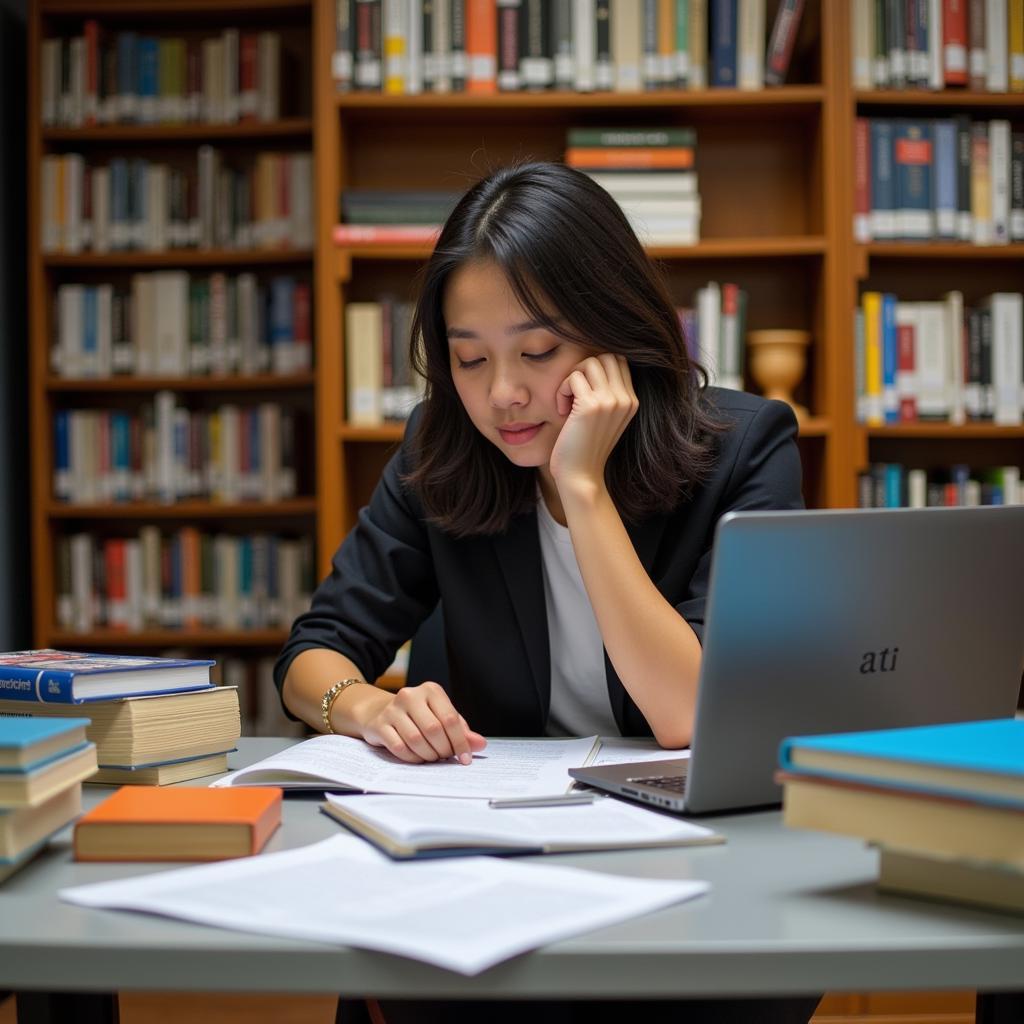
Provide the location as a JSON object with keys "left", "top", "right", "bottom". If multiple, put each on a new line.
{"left": 488, "top": 793, "right": 596, "bottom": 809}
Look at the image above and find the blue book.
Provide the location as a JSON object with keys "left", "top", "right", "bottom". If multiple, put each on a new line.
{"left": 779, "top": 718, "right": 1024, "bottom": 808}
{"left": 869, "top": 119, "right": 896, "bottom": 239}
{"left": 894, "top": 119, "right": 933, "bottom": 240}
{"left": 881, "top": 292, "right": 898, "bottom": 424}
{"left": 53, "top": 410, "right": 70, "bottom": 501}
{"left": 710, "top": 0, "right": 738, "bottom": 87}
{"left": 0, "top": 717, "right": 91, "bottom": 772}
{"left": 0, "top": 650, "right": 214, "bottom": 704}
{"left": 932, "top": 119, "right": 957, "bottom": 240}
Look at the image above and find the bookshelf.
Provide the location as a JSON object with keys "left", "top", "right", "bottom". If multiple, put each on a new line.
{"left": 27, "top": 0, "right": 318, "bottom": 735}
{"left": 315, "top": 0, "right": 859, "bottom": 575}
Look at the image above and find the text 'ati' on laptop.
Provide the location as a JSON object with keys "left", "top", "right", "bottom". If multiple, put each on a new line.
{"left": 569, "top": 505, "right": 1024, "bottom": 815}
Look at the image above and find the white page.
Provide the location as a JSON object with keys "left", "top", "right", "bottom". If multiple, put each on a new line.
{"left": 590, "top": 739, "right": 691, "bottom": 768}
{"left": 324, "top": 792, "right": 720, "bottom": 849}
{"left": 211, "top": 734, "right": 599, "bottom": 799}
{"left": 60, "top": 834, "right": 709, "bottom": 975}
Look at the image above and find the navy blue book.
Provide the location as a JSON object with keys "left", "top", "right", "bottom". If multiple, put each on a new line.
{"left": 0, "top": 716, "right": 91, "bottom": 772}
{"left": 0, "top": 650, "right": 214, "bottom": 705}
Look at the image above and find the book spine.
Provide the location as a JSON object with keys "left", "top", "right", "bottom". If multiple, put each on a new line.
{"left": 764, "top": 0, "right": 805, "bottom": 85}
{"left": 943, "top": 0, "right": 968, "bottom": 83}
{"left": 0, "top": 669, "right": 75, "bottom": 703}
{"left": 710, "top": 0, "right": 738, "bottom": 86}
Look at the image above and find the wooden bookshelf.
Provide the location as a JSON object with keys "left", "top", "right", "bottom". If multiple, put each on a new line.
{"left": 28, "top": 0, "right": 318, "bottom": 685}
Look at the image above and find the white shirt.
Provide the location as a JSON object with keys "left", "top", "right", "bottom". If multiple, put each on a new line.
{"left": 536, "top": 495, "right": 620, "bottom": 738}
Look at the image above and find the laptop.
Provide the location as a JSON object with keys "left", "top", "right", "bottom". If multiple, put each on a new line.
{"left": 569, "top": 505, "right": 1024, "bottom": 815}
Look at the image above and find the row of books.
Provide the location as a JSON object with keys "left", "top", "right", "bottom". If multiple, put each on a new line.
{"left": 331, "top": 0, "right": 805, "bottom": 94}
{"left": 680, "top": 282, "right": 748, "bottom": 392}
{"left": 0, "top": 717, "right": 95, "bottom": 883}
{"left": 851, "top": 0, "right": 1024, "bottom": 92}
{"left": 854, "top": 290, "right": 1024, "bottom": 426}
{"left": 53, "top": 399, "right": 302, "bottom": 506}
{"left": 566, "top": 126, "right": 701, "bottom": 246}
{"left": 52, "top": 274, "right": 313, "bottom": 380}
{"left": 55, "top": 530, "right": 315, "bottom": 634}
{"left": 853, "top": 117, "right": 1024, "bottom": 245}
{"left": 857, "top": 462, "right": 1022, "bottom": 508}
{"left": 41, "top": 26, "right": 286, "bottom": 128}
{"left": 41, "top": 149, "right": 314, "bottom": 255}
{"left": 346, "top": 300, "right": 425, "bottom": 425}
{"left": 779, "top": 718, "right": 1024, "bottom": 917}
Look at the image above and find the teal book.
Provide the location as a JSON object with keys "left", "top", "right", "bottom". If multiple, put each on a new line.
{"left": 0, "top": 717, "right": 91, "bottom": 772}
{"left": 779, "top": 719, "right": 1024, "bottom": 808}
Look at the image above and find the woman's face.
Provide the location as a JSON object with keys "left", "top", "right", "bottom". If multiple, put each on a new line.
{"left": 443, "top": 261, "right": 590, "bottom": 470}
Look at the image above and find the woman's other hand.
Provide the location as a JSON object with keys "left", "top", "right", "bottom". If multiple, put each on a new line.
{"left": 549, "top": 353, "right": 639, "bottom": 498}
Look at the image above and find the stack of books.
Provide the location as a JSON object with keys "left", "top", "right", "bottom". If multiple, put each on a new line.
{"left": 566, "top": 127, "right": 701, "bottom": 246}
{"left": 0, "top": 650, "right": 240, "bottom": 786}
{"left": 0, "top": 717, "right": 97, "bottom": 883}
{"left": 777, "top": 718, "right": 1024, "bottom": 914}
{"left": 334, "top": 189, "right": 461, "bottom": 246}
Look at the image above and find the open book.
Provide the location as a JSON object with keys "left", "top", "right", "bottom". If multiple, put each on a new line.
{"left": 212, "top": 734, "right": 690, "bottom": 800}
{"left": 212, "top": 734, "right": 603, "bottom": 800}
{"left": 321, "top": 792, "right": 722, "bottom": 859}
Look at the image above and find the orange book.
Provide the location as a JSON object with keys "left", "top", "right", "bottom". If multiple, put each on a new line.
{"left": 466, "top": 0, "right": 497, "bottom": 94}
{"left": 564, "top": 146, "right": 696, "bottom": 169}
{"left": 73, "top": 785, "right": 282, "bottom": 862}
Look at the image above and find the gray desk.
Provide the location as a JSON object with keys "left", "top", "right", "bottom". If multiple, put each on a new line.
{"left": 3, "top": 739, "right": 1024, "bottom": 1015}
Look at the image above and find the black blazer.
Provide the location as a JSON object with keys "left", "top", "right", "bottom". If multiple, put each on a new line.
{"left": 274, "top": 388, "right": 804, "bottom": 737}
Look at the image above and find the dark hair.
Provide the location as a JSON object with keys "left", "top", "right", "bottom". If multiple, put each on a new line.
{"left": 404, "top": 161, "right": 723, "bottom": 537}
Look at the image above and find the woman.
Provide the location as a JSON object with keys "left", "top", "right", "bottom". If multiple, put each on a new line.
{"left": 277, "top": 162, "right": 816, "bottom": 1023}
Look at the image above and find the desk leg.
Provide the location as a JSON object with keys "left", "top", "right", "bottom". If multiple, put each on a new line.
{"left": 14, "top": 992, "right": 119, "bottom": 1024}
{"left": 976, "top": 993, "right": 1024, "bottom": 1024}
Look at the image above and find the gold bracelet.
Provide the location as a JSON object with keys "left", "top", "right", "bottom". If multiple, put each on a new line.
{"left": 320, "top": 678, "right": 370, "bottom": 734}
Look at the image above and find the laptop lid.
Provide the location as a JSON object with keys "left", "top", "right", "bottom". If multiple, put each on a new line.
{"left": 682, "top": 505, "right": 1024, "bottom": 813}
{"left": 572, "top": 506, "right": 1024, "bottom": 815}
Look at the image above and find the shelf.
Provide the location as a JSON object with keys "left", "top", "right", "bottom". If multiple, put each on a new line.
{"left": 47, "top": 498, "right": 318, "bottom": 519}
{"left": 339, "top": 423, "right": 405, "bottom": 442}
{"left": 855, "top": 89, "right": 1024, "bottom": 108}
{"left": 336, "top": 85, "right": 825, "bottom": 113}
{"left": 49, "top": 628, "right": 291, "bottom": 648}
{"left": 336, "top": 237, "right": 828, "bottom": 275}
{"left": 47, "top": 373, "right": 315, "bottom": 393}
{"left": 42, "top": 119, "right": 313, "bottom": 143}
{"left": 44, "top": 249, "right": 314, "bottom": 269}
{"left": 862, "top": 424, "right": 1024, "bottom": 439}
{"left": 863, "top": 243, "right": 1024, "bottom": 260}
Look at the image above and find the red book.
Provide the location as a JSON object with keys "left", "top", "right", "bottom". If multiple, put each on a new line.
{"left": 239, "top": 33, "right": 259, "bottom": 120}
{"left": 293, "top": 281, "right": 312, "bottom": 371}
{"left": 333, "top": 224, "right": 441, "bottom": 245}
{"left": 942, "top": 0, "right": 968, "bottom": 85}
{"left": 105, "top": 539, "right": 127, "bottom": 631}
{"left": 896, "top": 322, "right": 917, "bottom": 422}
{"left": 74, "top": 786, "right": 283, "bottom": 862}
{"left": 764, "top": 0, "right": 806, "bottom": 86}
{"left": 84, "top": 20, "right": 100, "bottom": 125}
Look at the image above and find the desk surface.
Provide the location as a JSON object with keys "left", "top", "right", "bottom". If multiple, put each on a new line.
{"left": 3, "top": 738, "right": 1024, "bottom": 1000}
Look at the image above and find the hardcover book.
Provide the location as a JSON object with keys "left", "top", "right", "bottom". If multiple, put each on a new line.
{"left": 73, "top": 785, "right": 282, "bottom": 861}
{"left": 0, "top": 650, "right": 214, "bottom": 704}
{"left": 0, "top": 716, "right": 91, "bottom": 771}
{"left": 0, "top": 743, "right": 97, "bottom": 808}
{"left": 0, "top": 686, "right": 240, "bottom": 769}
{"left": 779, "top": 718, "right": 1024, "bottom": 804}
{"left": 0, "top": 784, "right": 83, "bottom": 863}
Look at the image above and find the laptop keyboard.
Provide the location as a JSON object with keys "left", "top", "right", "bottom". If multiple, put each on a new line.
{"left": 627, "top": 768, "right": 689, "bottom": 793}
